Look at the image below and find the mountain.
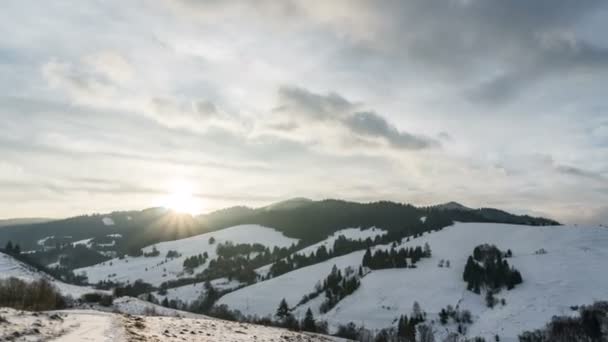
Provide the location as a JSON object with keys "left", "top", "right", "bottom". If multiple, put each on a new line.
{"left": 0, "top": 199, "right": 558, "bottom": 272}
{"left": 0, "top": 251, "right": 104, "bottom": 298}
{"left": 217, "top": 222, "right": 608, "bottom": 341}
{"left": 0, "top": 217, "right": 55, "bottom": 228}
{"left": 432, "top": 201, "right": 473, "bottom": 211}
{"left": 4, "top": 198, "right": 606, "bottom": 340}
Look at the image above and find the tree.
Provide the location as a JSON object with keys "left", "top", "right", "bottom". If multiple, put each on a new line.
{"left": 486, "top": 290, "right": 496, "bottom": 308}
{"left": 303, "top": 308, "right": 316, "bottom": 332}
{"left": 208, "top": 236, "right": 216, "bottom": 245}
{"left": 412, "top": 301, "right": 424, "bottom": 322}
{"left": 424, "top": 242, "right": 432, "bottom": 257}
{"left": 362, "top": 247, "right": 372, "bottom": 267}
{"left": 276, "top": 298, "right": 290, "bottom": 320}
{"left": 4, "top": 241, "right": 13, "bottom": 254}
{"left": 439, "top": 308, "right": 449, "bottom": 325}
{"left": 417, "top": 324, "right": 435, "bottom": 342}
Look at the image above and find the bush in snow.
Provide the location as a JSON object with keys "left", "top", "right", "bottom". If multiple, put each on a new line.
{"left": 0, "top": 277, "right": 66, "bottom": 311}
{"left": 518, "top": 301, "right": 608, "bottom": 342}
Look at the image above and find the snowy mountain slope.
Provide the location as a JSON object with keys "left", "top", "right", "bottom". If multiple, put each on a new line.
{"left": 294, "top": 227, "right": 386, "bottom": 257}
{"left": 153, "top": 277, "right": 243, "bottom": 306}
{"left": 218, "top": 249, "right": 367, "bottom": 318}
{"left": 218, "top": 222, "right": 608, "bottom": 341}
{"left": 255, "top": 227, "right": 386, "bottom": 277}
{"left": 75, "top": 224, "right": 299, "bottom": 286}
{"left": 0, "top": 252, "right": 106, "bottom": 298}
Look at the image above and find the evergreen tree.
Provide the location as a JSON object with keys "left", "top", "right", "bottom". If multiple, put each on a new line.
{"left": 424, "top": 242, "right": 432, "bottom": 257}
{"left": 276, "top": 298, "right": 290, "bottom": 320}
{"left": 4, "top": 241, "right": 13, "bottom": 254}
{"left": 362, "top": 247, "right": 372, "bottom": 267}
{"left": 303, "top": 308, "right": 316, "bottom": 332}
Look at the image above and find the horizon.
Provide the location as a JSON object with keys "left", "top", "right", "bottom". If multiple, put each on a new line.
{"left": 0, "top": 198, "right": 562, "bottom": 224}
{"left": 1, "top": 1, "right": 607, "bottom": 224}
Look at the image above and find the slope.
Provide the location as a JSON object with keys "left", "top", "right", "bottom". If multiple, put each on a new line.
{"left": 75, "top": 224, "right": 298, "bottom": 287}
{"left": 218, "top": 222, "right": 608, "bottom": 340}
{"left": 0, "top": 251, "right": 105, "bottom": 298}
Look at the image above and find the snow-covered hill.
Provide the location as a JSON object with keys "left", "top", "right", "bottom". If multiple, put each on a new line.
{"left": 76, "top": 224, "right": 299, "bottom": 286}
{"left": 0, "top": 307, "right": 347, "bottom": 342}
{"left": 0, "top": 251, "right": 105, "bottom": 298}
{"left": 218, "top": 222, "right": 608, "bottom": 341}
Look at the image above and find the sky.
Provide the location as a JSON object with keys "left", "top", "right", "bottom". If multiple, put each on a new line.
{"left": 0, "top": 0, "right": 607, "bottom": 224}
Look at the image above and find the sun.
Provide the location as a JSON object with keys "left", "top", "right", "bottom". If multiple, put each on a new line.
{"left": 162, "top": 181, "right": 201, "bottom": 215}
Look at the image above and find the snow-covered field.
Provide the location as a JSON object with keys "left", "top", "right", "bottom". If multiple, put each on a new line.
{"left": 153, "top": 277, "right": 243, "bottom": 306}
{"left": 75, "top": 225, "right": 299, "bottom": 286}
{"left": 218, "top": 222, "right": 608, "bottom": 341}
{"left": 0, "top": 252, "right": 107, "bottom": 298}
{"left": 0, "top": 307, "right": 346, "bottom": 342}
{"left": 219, "top": 249, "right": 367, "bottom": 318}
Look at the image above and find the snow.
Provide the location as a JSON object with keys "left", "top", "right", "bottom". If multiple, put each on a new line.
{"left": 219, "top": 222, "right": 608, "bottom": 341}
{"left": 102, "top": 217, "right": 115, "bottom": 226}
{"left": 37, "top": 235, "right": 54, "bottom": 246}
{"left": 420, "top": 216, "right": 427, "bottom": 223}
{"left": 107, "top": 234, "right": 122, "bottom": 238}
{"left": 122, "top": 313, "right": 346, "bottom": 342}
{"left": 73, "top": 238, "right": 94, "bottom": 247}
{"left": 0, "top": 308, "right": 125, "bottom": 342}
{"left": 111, "top": 297, "right": 206, "bottom": 318}
{"left": 75, "top": 225, "right": 299, "bottom": 287}
{"left": 0, "top": 251, "right": 108, "bottom": 298}
{"left": 218, "top": 249, "right": 367, "bottom": 318}
{"left": 0, "top": 307, "right": 343, "bottom": 342}
{"left": 295, "top": 227, "right": 386, "bottom": 257}
{"left": 154, "top": 277, "right": 243, "bottom": 306}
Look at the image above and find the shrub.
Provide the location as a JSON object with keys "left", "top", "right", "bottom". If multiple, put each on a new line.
{"left": 81, "top": 292, "right": 114, "bottom": 307}
{"left": 0, "top": 277, "right": 66, "bottom": 311}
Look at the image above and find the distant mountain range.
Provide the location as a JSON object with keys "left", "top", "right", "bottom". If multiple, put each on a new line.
{"left": 0, "top": 198, "right": 558, "bottom": 254}
{"left": 0, "top": 218, "right": 55, "bottom": 228}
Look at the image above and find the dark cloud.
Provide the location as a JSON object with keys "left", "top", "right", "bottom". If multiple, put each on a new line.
{"left": 273, "top": 86, "right": 439, "bottom": 150}
{"left": 344, "top": 111, "right": 437, "bottom": 150}
{"left": 275, "top": 86, "right": 353, "bottom": 121}
{"left": 554, "top": 164, "right": 606, "bottom": 182}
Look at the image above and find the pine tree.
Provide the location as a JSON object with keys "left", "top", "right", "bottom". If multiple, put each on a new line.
{"left": 362, "top": 247, "right": 372, "bottom": 267}
{"left": 5, "top": 241, "right": 13, "bottom": 254}
{"left": 276, "top": 298, "right": 290, "bottom": 320}
{"left": 424, "top": 242, "right": 432, "bottom": 257}
{"left": 439, "top": 308, "right": 449, "bottom": 325}
{"left": 303, "top": 308, "right": 316, "bottom": 332}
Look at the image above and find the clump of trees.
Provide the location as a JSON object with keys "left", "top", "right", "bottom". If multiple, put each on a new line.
{"left": 438, "top": 305, "right": 473, "bottom": 325}
{"left": 183, "top": 253, "right": 208, "bottom": 273}
{"left": 80, "top": 292, "right": 113, "bottom": 307}
{"left": 143, "top": 246, "right": 160, "bottom": 257}
{"left": 3, "top": 241, "right": 21, "bottom": 255}
{"left": 113, "top": 279, "right": 154, "bottom": 297}
{"left": 362, "top": 243, "right": 431, "bottom": 270}
{"left": 519, "top": 301, "right": 608, "bottom": 342}
{"left": 0, "top": 277, "right": 66, "bottom": 311}
{"left": 165, "top": 250, "right": 181, "bottom": 259}
{"left": 463, "top": 244, "right": 523, "bottom": 295}
{"left": 318, "top": 265, "right": 361, "bottom": 313}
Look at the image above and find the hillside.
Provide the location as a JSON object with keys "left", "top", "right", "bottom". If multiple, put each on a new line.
{"left": 0, "top": 251, "right": 104, "bottom": 298}
{"left": 216, "top": 222, "right": 608, "bottom": 341}
{"left": 75, "top": 224, "right": 299, "bottom": 287}
{"left": 0, "top": 199, "right": 558, "bottom": 256}
{"left": 0, "top": 307, "right": 347, "bottom": 342}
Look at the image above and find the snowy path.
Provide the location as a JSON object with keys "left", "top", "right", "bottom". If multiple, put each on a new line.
{"left": 50, "top": 310, "right": 125, "bottom": 342}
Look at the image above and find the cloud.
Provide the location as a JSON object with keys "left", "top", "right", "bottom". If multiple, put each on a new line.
{"left": 268, "top": 86, "right": 439, "bottom": 151}
{"left": 41, "top": 53, "right": 235, "bottom": 132}
{"left": 554, "top": 164, "right": 606, "bottom": 182}
{"left": 344, "top": 111, "right": 438, "bottom": 150}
